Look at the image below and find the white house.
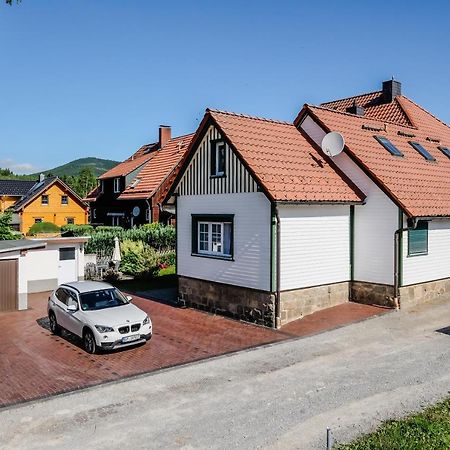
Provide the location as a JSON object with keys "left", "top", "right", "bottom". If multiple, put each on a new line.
{"left": 166, "top": 79, "right": 450, "bottom": 328}
{"left": 166, "top": 108, "right": 364, "bottom": 327}
{"left": 0, "top": 237, "right": 88, "bottom": 311}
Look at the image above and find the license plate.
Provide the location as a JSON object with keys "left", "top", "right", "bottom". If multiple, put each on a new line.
{"left": 122, "top": 334, "right": 140, "bottom": 343}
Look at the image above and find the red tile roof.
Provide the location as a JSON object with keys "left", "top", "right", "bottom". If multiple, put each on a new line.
{"left": 194, "top": 109, "right": 364, "bottom": 203}
{"left": 98, "top": 144, "right": 158, "bottom": 180}
{"left": 119, "top": 133, "right": 195, "bottom": 200}
{"left": 302, "top": 95, "right": 450, "bottom": 217}
{"left": 321, "top": 91, "right": 413, "bottom": 127}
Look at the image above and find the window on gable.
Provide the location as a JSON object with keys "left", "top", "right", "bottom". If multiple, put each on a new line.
{"left": 409, "top": 142, "right": 435, "bottom": 161}
{"left": 374, "top": 136, "right": 404, "bottom": 157}
{"left": 61, "top": 195, "right": 68, "bottom": 205}
{"left": 210, "top": 140, "right": 226, "bottom": 177}
{"left": 438, "top": 146, "right": 450, "bottom": 159}
{"left": 408, "top": 220, "right": 428, "bottom": 256}
{"left": 113, "top": 178, "right": 121, "bottom": 193}
{"left": 192, "top": 215, "right": 233, "bottom": 259}
{"left": 41, "top": 194, "right": 49, "bottom": 205}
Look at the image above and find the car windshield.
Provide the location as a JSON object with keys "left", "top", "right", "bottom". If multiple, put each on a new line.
{"left": 80, "top": 288, "right": 129, "bottom": 311}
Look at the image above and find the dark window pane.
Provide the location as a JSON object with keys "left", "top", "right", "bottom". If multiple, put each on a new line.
{"left": 439, "top": 146, "right": 450, "bottom": 159}
{"left": 59, "top": 247, "right": 76, "bottom": 261}
{"left": 408, "top": 221, "right": 428, "bottom": 255}
{"left": 374, "top": 136, "right": 404, "bottom": 157}
{"left": 409, "top": 142, "right": 435, "bottom": 161}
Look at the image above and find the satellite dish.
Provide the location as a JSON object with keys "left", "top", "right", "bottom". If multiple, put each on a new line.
{"left": 321, "top": 131, "right": 345, "bottom": 157}
{"left": 132, "top": 206, "right": 140, "bottom": 217}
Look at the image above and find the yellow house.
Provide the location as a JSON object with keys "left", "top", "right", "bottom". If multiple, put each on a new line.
{"left": 3, "top": 176, "right": 88, "bottom": 234}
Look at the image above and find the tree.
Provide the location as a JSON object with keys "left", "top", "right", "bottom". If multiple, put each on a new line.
{"left": 64, "top": 167, "right": 97, "bottom": 198}
{"left": 0, "top": 211, "right": 17, "bottom": 240}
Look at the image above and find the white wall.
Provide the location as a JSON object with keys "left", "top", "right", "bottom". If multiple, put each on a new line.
{"left": 177, "top": 193, "right": 271, "bottom": 291}
{"left": 402, "top": 218, "right": 450, "bottom": 286}
{"left": 279, "top": 205, "right": 350, "bottom": 290}
{"left": 300, "top": 115, "right": 399, "bottom": 285}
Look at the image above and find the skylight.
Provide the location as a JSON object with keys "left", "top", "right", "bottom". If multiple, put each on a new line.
{"left": 374, "top": 136, "right": 404, "bottom": 157}
{"left": 439, "top": 146, "right": 450, "bottom": 159}
{"left": 409, "top": 142, "right": 436, "bottom": 161}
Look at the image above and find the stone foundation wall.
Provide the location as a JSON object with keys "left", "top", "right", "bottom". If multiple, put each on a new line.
{"left": 351, "top": 281, "right": 395, "bottom": 308}
{"left": 279, "top": 282, "right": 349, "bottom": 325}
{"left": 399, "top": 278, "right": 450, "bottom": 309}
{"left": 178, "top": 276, "right": 275, "bottom": 328}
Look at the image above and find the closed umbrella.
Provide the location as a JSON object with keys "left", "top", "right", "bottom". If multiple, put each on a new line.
{"left": 112, "top": 236, "right": 121, "bottom": 270}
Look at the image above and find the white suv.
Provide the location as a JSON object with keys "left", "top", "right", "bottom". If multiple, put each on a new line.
{"left": 47, "top": 281, "right": 152, "bottom": 354}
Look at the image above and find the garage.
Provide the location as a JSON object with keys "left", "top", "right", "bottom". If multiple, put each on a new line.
{"left": 0, "top": 259, "right": 18, "bottom": 311}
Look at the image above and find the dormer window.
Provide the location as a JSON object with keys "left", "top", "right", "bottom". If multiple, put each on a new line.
{"left": 113, "top": 178, "right": 121, "bottom": 193}
{"left": 210, "top": 140, "right": 226, "bottom": 177}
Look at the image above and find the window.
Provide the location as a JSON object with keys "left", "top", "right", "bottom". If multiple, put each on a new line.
{"left": 61, "top": 195, "right": 68, "bottom": 205}
{"left": 41, "top": 195, "right": 49, "bottom": 205}
{"left": 99, "top": 180, "right": 104, "bottom": 193}
{"left": 192, "top": 215, "right": 233, "bottom": 258}
{"left": 374, "top": 136, "right": 404, "bottom": 157}
{"left": 409, "top": 141, "right": 435, "bottom": 161}
{"left": 66, "top": 217, "right": 74, "bottom": 224}
{"left": 59, "top": 247, "right": 76, "bottom": 261}
{"left": 34, "top": 218, "right": 43, "bottom": 223}
{"left": 408, "top": 220, "right": 428, "bottom": 256}
{"left": 112, "top": 216, "right": 120, "bottom": 226}
{"left": 439, "top": 146, "right": 450, "bottom": 159}
{"left": 210, "top": 140, "right": 226, "bottom": 176}
{"left": 113, "top": 178, "right": 121, "bottom": 193}
{"left": 93, "top": 209, "right": 96, "bottom": 219}
{"left": 145, "top": 208, "right": 150, "bottom": 221}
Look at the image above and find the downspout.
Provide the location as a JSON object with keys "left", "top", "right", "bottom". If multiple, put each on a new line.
{"left": 275, "top": 203, "right": 281, "bottom": 329}
{"left": 394, "top": 209, "right": 409, "bottom": 309}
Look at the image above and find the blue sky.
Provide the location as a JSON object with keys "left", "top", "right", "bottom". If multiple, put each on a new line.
{"left": 0, "top": 0, "right": 448, "bottom": 173}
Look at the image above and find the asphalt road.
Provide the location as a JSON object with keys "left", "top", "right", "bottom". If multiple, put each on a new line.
{"left": 2, "top": 299, "right": 450, "bottom": 450}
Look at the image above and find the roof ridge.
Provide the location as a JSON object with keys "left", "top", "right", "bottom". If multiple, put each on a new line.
{"left": 167, "top": 132, "right": 196, "bottom": 142}
{"left": 206, "top": 108, "right": 292, "bottom": 126}
{"left": 307, "top": 104, "right": 417, "bottom": 129}
{"left": 400, "top": 95, "right": 450, "bottom": 132}
{"left": 321, "top": 90, "right": 381, "bottom": 106}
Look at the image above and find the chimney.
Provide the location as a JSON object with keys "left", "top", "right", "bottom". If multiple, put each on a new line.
{"left": 159, "top": 125, "right": 171, "bottom": 148}
{"left": 382, "top": 78, "right": 402, "bottom": 103}
{"left": 39, "top": 173, "right": 45, "bottom": 182}
{"left": 346, "top": 101, "right": 365, "bottom": 117}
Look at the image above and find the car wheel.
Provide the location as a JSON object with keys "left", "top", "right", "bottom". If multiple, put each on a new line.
{"left": 83, "top": 329, "right": 97, "bottom": 354}
{"left": 49, "top": 311, "right": 61, "bottom": 335}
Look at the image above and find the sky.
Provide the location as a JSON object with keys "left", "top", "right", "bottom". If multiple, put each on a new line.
{"left": 0, "top": 0, "right": 449, "bottom": 173}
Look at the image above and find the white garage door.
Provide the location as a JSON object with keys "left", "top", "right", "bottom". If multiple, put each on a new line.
{"left": 58, "top": 247, "right": 78, "bottom": 284}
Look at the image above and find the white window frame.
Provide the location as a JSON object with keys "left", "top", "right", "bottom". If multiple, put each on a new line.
{"left": 113, "top": 178, "right": 121, "bottom": 193}
{"left": 197, "top": 221, "right": 230, "bottom": 256}
{"left": 41, "top": 195, "right": 49, "bottom": 205}
{"left": 99, "top": 180, "right": 104, "bottom": 193}
{"left": 212, "top": 141, "right": 226, "bottom": 177}
{"left": 61, "top": 195, "right": 68, "bottom": 205}
{"left": 145, "top": 208, "right": 150, "bottom": 221}
{"left": 112, "top": 216, "right": 120, "bottom": 226}
{"left": 93, "top": 209, "right": 96, "bottom": 219}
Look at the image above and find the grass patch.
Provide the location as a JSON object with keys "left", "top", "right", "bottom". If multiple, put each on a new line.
{"left": 159, "top": 265, "right": 175, "bottom": 276}
{"left": 113, "top": 272, "right": 177, "bottom": 293}
{"left": 336, "top": 397, "right": 450, "bottom": 450}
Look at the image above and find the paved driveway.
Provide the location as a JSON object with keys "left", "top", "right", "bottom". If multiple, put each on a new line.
{"left": 0, "top": 291, "right": 386, "bottom": 408}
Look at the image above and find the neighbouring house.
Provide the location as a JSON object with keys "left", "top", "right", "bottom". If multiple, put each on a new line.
{"left": 86, "top": 125, "right": 194, "bottom": 226}
{"left": 0, "top": 237, "right": 88, "bottom": 311}
{"left": 297, "top": 79, "right": 450, "bottom": 309}
{"left": 0, "top": 175, "right": 88, "bottom": 234}
{"left": 166, "top": 79, "right": 450, "bottom": 328}
{"left": 165, "top": 108, "right": 364, "bottom": 328}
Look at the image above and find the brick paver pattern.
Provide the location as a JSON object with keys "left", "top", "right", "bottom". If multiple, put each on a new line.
{"left": 0, "top": 293, "right": 387, "bottom": 408}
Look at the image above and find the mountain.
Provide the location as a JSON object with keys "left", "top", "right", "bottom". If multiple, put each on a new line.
{"left": 32, "top": 157, "right": 119, "bottom": 178}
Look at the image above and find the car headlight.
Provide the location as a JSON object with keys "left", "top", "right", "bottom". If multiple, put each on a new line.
{"left": 95, "top": 325, "right": 114, "bottom": 333}
{"left": 143, "top": 316, "right": 150, "bottom": 325}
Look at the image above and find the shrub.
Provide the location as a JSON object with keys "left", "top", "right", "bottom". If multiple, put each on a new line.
{"left": 95, "top": 226, "right": 124, "bottom": 234}
{"left": 157, "top": 251, "right": 176, "bottom": 268}
{"left": 119, "top": 240, "right": 159, "bottom": 279}
{"left": 0, "top": 211, "right": 18, "bottom": 240}
{"left": 61, "top": 224, "right": 94, "bottom": 237}
{"left": 28, "top": 222, "right": 60, "bottom": 236}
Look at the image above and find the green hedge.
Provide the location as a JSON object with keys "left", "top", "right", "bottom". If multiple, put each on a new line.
{"left": 28, "top": 222, "right": 60, "bottom": 236}
{"left": 61, "top": 224, "right": 94, "bottom": 236}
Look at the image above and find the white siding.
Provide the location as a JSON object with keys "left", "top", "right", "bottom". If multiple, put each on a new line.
{"left": 300, "top": 114, "right": 399, "bottom": 285}
{"left": 402, "top": 219, "right": 450, "bottom": 286}
{"left": 279, "top": 205, "right": 350, "bottom": 290}
{"left": 177, "top": 125, "right": 259, "bottom": 196}
{"left": 177, "top": 193, "right": 271, "bottom": 291}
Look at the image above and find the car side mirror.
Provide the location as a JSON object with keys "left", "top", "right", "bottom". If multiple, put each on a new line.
{"left": 126, "top": 295, "right": 133, "bottom": 302}
{"left": 67, "top": 304, "right": 78, "bottom": 312}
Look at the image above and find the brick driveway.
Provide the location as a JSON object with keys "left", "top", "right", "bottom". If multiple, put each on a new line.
{"left": 0, "top": 292, "right": 388, "bottom": 408}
